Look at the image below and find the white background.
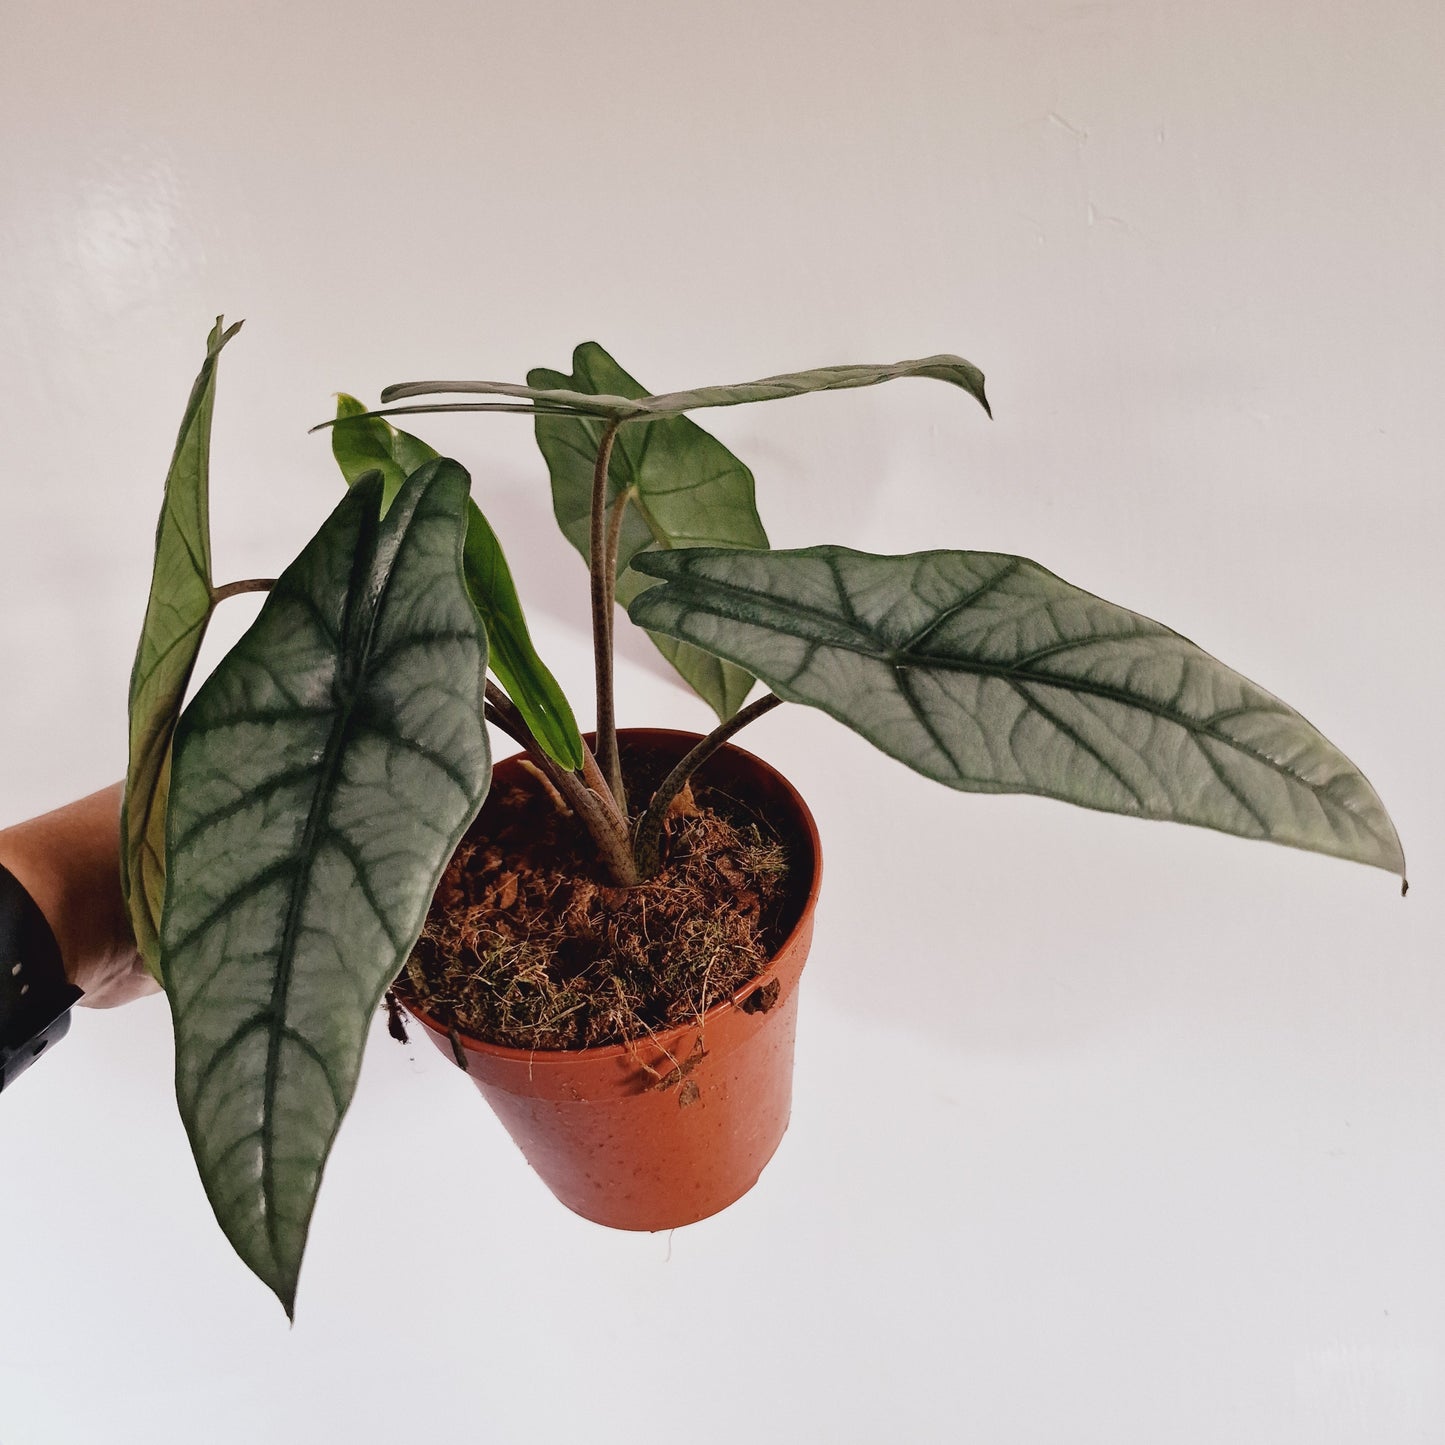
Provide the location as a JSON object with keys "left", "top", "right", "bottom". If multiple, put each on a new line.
{"left": 1, "top": 2, "right": 1441, "bottom": 1441}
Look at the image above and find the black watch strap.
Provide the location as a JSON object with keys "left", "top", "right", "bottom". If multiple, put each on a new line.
{"left": 0, "top": 862, "right": 82, "bottom": 1092}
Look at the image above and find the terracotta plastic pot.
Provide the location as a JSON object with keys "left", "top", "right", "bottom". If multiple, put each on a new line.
{"left": 407, "top": 728, "right": 822, "bottom": 1231}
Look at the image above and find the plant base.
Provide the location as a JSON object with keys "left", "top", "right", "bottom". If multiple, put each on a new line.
{"left": 405, "top": 729, "right": 822, "bottom": 1231}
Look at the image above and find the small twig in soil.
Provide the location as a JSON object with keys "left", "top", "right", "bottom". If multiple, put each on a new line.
{"left": 516, "top": 760, "right": 571, "bottom": 814}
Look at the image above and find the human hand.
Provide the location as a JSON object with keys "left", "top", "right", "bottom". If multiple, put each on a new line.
{"left": 0, "top": 782, "right": 159, "bottom": 1008}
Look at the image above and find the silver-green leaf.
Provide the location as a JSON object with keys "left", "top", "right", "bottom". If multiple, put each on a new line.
{"left": 629, "top": 546, "right": 1405, "bottom": 879}
{"left": 530, "top": 343, "right": 768, "bottom": 720}
{"left": 162, "top": 461, "right": 491, "bottom": 1316}
{"left": 379, "top": 352, "right": 990, "bottom": 423}
{"left": 121, "top": 315, "right": 242, "bottom": 974}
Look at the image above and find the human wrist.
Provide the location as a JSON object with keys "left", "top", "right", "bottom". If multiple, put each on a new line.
{"left": 0, "top": 783, "right": 145, "bottom": 1005}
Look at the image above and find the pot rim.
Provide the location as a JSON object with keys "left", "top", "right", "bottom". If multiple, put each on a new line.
{"left": 402, "top": 727, "right": 822, "bottom": 1067}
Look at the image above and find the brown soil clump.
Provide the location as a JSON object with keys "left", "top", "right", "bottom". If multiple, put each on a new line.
{"left": 396, "top": 742, "right": 798, "bottom": 1051}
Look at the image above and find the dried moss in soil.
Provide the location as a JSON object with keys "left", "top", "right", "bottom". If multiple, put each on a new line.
{"left": 395, "top": 746, "right": 799, "bottom": 1051}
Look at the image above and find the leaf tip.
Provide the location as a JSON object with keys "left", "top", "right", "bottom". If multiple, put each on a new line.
{"left": 273, "top": 1275, "right": 299, "bottom": 1324}
{"left": 332, "top": 392, "right": 369, "bottom": 423}
{"left": 209, "top": 316, "right": 244, "bottom": 354}
{"left": 626, "top": 550, "right": 668, "bottom": 581}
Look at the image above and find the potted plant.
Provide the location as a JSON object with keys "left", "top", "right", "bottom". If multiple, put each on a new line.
{"left": 123, "top": 318, "right": 1404, "bottom": 1319}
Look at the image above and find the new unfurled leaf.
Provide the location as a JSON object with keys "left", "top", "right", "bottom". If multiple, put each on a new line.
{"left": 379, "top": 351, "right": 991, "bottom": 423}
{"left": 162, "top": 461, "right": 491, "bottom": 1316}
{"left": 629, "top": 546, "right": 1405, "bottom": 879}
{"left": 121, "top": 315, "right": 242, "bottom": 973}
{"left": 331, "top": 395, "right": 582, "bottom": 770}
{"left": 529, "top": 343, "right": 768, "bottom": 720}
{"left": 329, "top": 392, "right": 439, "bottom": 514}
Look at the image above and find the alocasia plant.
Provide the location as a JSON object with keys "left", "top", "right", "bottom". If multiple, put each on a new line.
{"left": 125, "top": 321, "right": 1403, "bottom": 1316}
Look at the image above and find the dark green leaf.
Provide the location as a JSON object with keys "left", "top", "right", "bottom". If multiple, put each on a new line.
{"left": 629, "top": 546, "right": 1405, "bottom": 879}
{"left": 162, "top": 461, "right": 492, "bottom": 1315}
{"left": 459, "top": 502, "right": 585, "bottom": 768}
{"left": 331, "top": 395, "right": 583, "bottom": 770}
{"left": 530, "top": 343, "right": 767, "bottom": 720}
{"left": 121, "top": 315, "right": 242, "bottom": 973}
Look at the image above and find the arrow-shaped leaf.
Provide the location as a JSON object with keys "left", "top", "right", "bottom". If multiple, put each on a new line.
{"left": 379, "top": 351, "right": 991, "bottom": 423}
{"left": 629, "top": 546, "right": 1405, "bottom": 879}
{"left": 331, "top": 394, "right": 583, "bottom": 770}
{"left": 121, "top": 315, "right": 243, "bottom": 973}
{"left": 529, "top": 343, "right": 768, "bottom": 720}
{"left": 162, "top": 460, "right": 491, "bottom": 1316}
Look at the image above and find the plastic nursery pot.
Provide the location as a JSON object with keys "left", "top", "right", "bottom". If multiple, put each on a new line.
{"left": 406, "top": 728, "right": 822, "bottom": 1232}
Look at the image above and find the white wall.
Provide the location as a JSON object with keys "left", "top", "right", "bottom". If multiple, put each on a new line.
{"left": 1, "top": 3, "right": 1440, "bottom": 1441}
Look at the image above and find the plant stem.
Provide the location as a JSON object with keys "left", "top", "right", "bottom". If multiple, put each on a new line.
{"left": 603, "top": 485, "right": 631, "bottom": 606}
{"left": 577, "top": 742, "right": 627, "bottom": 835}
{"left": 589, "top": 420, "right": 626, "bottom": 812}
{"left": 485, "top": 681, "right": 629, "bottom": 840}
{"left": 484, "top": 682, "right": 639, "bottom": 886}
{"left": 632, "top": 692, "right": 785, "bottom": 878}
{"left": 210, "top": 577, "right": 276, "bottom": 603}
